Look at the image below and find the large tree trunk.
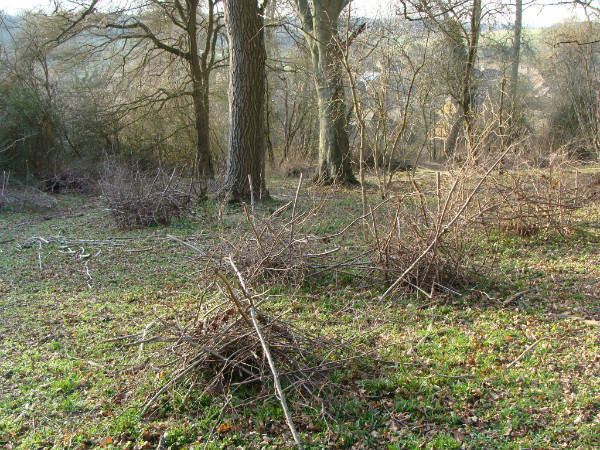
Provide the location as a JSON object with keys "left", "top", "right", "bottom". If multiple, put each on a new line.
{"left": 295, "top": 0, "right": 357, "bottom": 185}
{"left": 441, "top": 18, "right": 467, "bottom": 157}
{"left": 441, "top": 1, "right": 481, "bottom": 158}
{"left": 222, "top": 0, "right": 268, "bottom": 202}
{"left": 314, "top": 52, "right": 356, "bottom": 184}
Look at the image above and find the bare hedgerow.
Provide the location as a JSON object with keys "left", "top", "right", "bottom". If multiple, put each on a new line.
{"left": 100, "top": 162, "right": 194, "bottom": 228}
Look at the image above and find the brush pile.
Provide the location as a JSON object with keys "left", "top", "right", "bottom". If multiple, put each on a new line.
{"left": 216, "top": 179, "right": 344, "bottom": 286}
{"left": 371, "top": 173, "right": 489, "bottom": 296}
{"left": 480, "top": 165, "right": 583, "bottom": 236}
{"left": 0, "top": 172, "right": 57, "bottom": 210}
{"left": 123, "top": 275, "right": 355, "bottom": 420}
{"left": 100, "top": 164, "right": 193, "bottom": 228}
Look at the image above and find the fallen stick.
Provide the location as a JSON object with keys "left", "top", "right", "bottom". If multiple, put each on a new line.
{"left": 228, "top": 256, "right": 303, "bottom": 449}
{"left": 547, "top": 314, "right": 600, "bottom": 327}
{"left": 37, "top": 240, "right": 43, "bottom": 270}
{"left": 506, "top": 338, "right": 544, "bottom": 369}
{"left": 165, "top": 234, "right": 218, "bottom": 263}
{"left": 503, "top": 290, "right": 529, "bottom": 306}
{"left": 250, "top": 305, "right": 303, "bottom": 449}
{"left": 124, "top": 247, "right": 153, "bottom": 253}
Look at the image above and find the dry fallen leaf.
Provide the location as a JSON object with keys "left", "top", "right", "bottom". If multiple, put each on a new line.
{"left": 98, "top": 436, "right": 112, "bottom": 447}
{"left": 218, "top": 423, "right": 232, "bottom": 434}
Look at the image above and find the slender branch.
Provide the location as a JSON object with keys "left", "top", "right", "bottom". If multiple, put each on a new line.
{"left": 506, "top": 339, "right": 544, "bottom": 369}
{"left": 555, "top": 38, "right": 600, "bottom": 47}
{"left": 215, "top": 270, "right": 253, "bottom": 327}
{"left": 105, "top": 21, "right": 192, "bottom": 60}
{"left": 249, "top": 306, "right": 304, "bottom": 449}
{"left": 51, "top": 0, "right": 99, "bottom": 45}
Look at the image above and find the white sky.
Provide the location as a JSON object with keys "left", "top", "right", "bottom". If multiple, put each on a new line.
{"left": 0, "top": 0, "right": 590, "bottom": 28}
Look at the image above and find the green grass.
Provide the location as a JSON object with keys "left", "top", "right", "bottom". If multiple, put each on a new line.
{"left": 1, "top": 170, "right": 600, "bottom": 449}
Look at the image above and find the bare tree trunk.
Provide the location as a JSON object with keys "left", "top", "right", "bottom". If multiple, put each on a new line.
{"left": 510, "top": 0, "right": 522, "bottom": 105}
{"left": 188, "top": 0, "right": 214, "bottom": 181}
{"left": 438, "top": 1, "right": 481, "bottom": 158}
{"left": 462, "top": 0, "right": 482, "bottom": 158}
{"left": 265, "top": 77, "right": 275, "bottom": 167}
{"left": 315, "top": 56, "right": 356, "bottom": 184}
{"left": 223, "top": 0, "right": 268, "bottom": 202}
{"left": 439, "top": 18, "right": 466, "bottom": 157}
{"left": 192, "top": 75, "right": 214, "bottom": 180}
{"left": 445, "top": 111, "right": 463, "bottom": 157}
{"left": 507, "top": 0, "right": 522, "bottom": 138}
{"left": 295, "top": 0, "right": 357, "bottom": 185}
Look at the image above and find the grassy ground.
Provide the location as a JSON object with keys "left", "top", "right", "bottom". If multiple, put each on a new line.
{"left": 1, "top": 169, "right": 600, "bottom": 450}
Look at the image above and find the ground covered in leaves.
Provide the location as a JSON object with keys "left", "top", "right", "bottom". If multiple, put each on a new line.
{"left": 1, "top": 168, "right": 600, "bottom": 450}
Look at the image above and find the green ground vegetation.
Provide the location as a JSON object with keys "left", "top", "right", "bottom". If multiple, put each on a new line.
{"left": 1, "top": 168, "right": 600, "bottom": 450}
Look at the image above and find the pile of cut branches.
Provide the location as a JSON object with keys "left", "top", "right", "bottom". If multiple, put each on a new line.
{"left": 101, "top": 163, "right": 193, "bottom": 228}
{"left": 129, "top": 294, "right": 343, "bottom": 412}
{"left": 374, "top": 186, "right": 484, "bottom": 296}
{"left": 218, "top": 177, "right": 344, "bottom": 285}
{"left": 480, "top": 164, "right": 584, "bottom": 236}
{"left": 0, "top": 171, "right": 57, "bottom": 210}
{"left": 39, "top": 169, "right": 97, "bottom": 194}
{"left": 372, "top": 160, "right": 508, "bottom": 298}
{"left": 113, "top": 259, "right": 368, "bottom": 447}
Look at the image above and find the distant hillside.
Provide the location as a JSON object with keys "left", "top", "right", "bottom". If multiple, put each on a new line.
{"left": 0, "top": 14, "right": 20, "bottom": 47}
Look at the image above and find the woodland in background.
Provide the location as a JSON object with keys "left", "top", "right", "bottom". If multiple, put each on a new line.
{"left": 1, "top": 0, "right": 599, "bottom": 197}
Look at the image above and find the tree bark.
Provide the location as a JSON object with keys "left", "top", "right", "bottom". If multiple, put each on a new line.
{"left": 222, "top": 0, "right": 268, "bottom": 202}
{"left": 445, "top": 111, "right": 463, "bottom": 157}
{"left": 438, "top": 17, "right": 466, "bottom": 157}
{"left": 295, "top": 0, "right": 357, "bottom": 185}
{"left": 436, "top": 2, "right": 481, "bottom": 158}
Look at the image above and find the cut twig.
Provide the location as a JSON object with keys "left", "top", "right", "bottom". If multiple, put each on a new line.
{"left": 214, "top": 270, "right": 252, "bottom": 327}
{"left": 250, "top": 305, "right": 303, "bottom": 449}
{"left": 506, "top": 339, "right": 544, "bottom": 369}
